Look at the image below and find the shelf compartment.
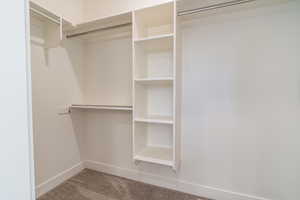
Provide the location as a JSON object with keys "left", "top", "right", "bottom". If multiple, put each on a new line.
{"left": 135, "top": 115, "right": 173, "bottom": 124}
{"left": 70, "top": 104, "right": 132, "bottom": 111}
{"left": 134, "top": 146, "right": 173, "bottom": 166}
{"left": 135, "top": 83, "right": 173, "bottom": 118}
{"left": 134, "top": 122, "right": 173, "bottom": 166}
{"left": 134, "top": 2, "right": 174, "bottom": 39}
{"left": 134, "top": 35, "right": 173, "bottom": 79}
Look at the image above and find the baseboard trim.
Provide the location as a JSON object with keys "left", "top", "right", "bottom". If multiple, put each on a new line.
{"left": 35, "top": 162, "right": 84, "bottom": 197}
{"left": 84, "top": 160, "right": 272, "bottom": 200}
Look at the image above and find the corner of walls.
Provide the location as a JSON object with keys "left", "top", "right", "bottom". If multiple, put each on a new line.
{"left": 35, "top": 162, "right": 84, "bottom": 197}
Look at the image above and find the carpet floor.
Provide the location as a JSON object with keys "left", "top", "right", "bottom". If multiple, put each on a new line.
{"left": 38, "top": 169, "right": 209, "bottom": 200}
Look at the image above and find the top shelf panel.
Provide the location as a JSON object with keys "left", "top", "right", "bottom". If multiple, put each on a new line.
{"left": 30, "top": 1, "right": 72, "bottom": 27}
{"left": 64, "top": 12, "right": 132, "bottom": 40}
{"left": 133, "top": 2, "right": 174, "bottom": 40}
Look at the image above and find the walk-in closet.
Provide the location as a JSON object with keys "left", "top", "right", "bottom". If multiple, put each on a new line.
{"left": 27, "top": 0, "right": 300, "bottom": 200}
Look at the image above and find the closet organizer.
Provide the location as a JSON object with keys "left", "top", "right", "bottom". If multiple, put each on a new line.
{"left": 30, "top": 0, "right": 181, "bottom": 170}
{"left": 30, "top": 0, "right": 258, "bottom": 171}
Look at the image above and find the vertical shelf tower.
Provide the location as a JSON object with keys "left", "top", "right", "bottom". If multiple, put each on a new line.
{"left": 132, "top": 1, "right": 181, "bottom": 170}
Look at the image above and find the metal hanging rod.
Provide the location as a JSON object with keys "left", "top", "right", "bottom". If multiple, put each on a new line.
{"left": 66, "top": 22, "right": 132, "bottom": 38}
{"left": 30, "top": 7, "right": 60, "bottom": 25}
{"left": 178, "top": 0, "right": 257, "bottom": 16}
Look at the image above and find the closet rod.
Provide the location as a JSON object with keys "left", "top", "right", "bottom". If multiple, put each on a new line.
{"left": 30, "top": 7, "right": 60, "bottom": 25}
{"left": 66, "top": 0, "right": 257, "bottom": 38}
{"left": 66, "top": 22, "right": 132, "bottom": 38}
{"left": 178, "top": 0, "right": 257, "bottom": 16}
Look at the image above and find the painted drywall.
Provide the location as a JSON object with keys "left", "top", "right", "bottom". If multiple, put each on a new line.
{"left": 180, "top": 1, "right": 300, "bottom": 199}
{"left": 0, "top": 0, "right": 34, "bottom": 199}
{"left": 30, "top": 16, "right": 84, "bottom": 192}
{"left": 31, "top": 0, "right": 84, "bottom": 24}
{"left": 82, "top": 37, "right": 132, "bottom": 106}
{"left": 77, "top": 1, "right": 300, "bottom": 200}
{"left": 82, "top": 0, "right": 173, "bottom": 21}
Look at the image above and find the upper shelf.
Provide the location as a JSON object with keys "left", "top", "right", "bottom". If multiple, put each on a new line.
{"left": 64, "top": 12, "right": 132, "bottom": 40}
{"left": 133, "top": 2, "right": 174, "bottom": 40}
{"left": 30, "top": 1, "right": 72, "bottom": 27}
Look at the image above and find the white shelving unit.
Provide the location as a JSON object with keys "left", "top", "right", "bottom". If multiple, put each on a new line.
{"left": 132, "top": 1, "right": 181, "bottom": 170}
{"left": 33, "top": 0, "right": 181, "bottom": 170}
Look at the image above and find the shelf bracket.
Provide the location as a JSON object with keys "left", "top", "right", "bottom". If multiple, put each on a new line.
{"left": 58, "top": 106, "right": 71, "bottom": 115}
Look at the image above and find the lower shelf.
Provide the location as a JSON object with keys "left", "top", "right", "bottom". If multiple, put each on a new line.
{"left": 134, "top": 146, "right": 173, "bottom": 166}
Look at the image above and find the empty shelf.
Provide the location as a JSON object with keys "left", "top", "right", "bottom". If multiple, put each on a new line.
{"left": 65, "top": 12, "right": 132, "bottom": 39}
{"left": 135, "top": 115, "right": 173, "bottom": 124}
{"left": 135, "top": 77, "right": 173, "bottom": 85}
{"left": 134, "top": 146, "right": 173, "bottom": 166}
{"left": 134, "top": 33, "right": 174, "bottom": 43}
{"left": 71, "top": 104, "right": 133, "bottom": 111}
{"left": 134, "top": 34, "right": 173, "bottom": 52}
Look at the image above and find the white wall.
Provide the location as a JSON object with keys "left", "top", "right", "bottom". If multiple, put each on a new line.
{"left": 180, "top": 1, "right": 300, "bottom": 199}
{"left": 79, "top": 1, "right": 300, "bottom": 200}
{"left": 83, "top": 37, "right": 132, "bottom": 106}
{"left": 83, "top": 0, "right": 173, "bottom": 21}
{"left": 31, "top": 0, "right": 84, "bottom": 24}
{"left": 30, "top": 17, "right": 84, "bottom": 196}
{"left": 0, "top": 0, "right": 34, "bottom": 200}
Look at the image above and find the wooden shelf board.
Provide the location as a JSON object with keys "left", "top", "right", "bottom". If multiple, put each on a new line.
{"left": 134, "top": 33, "right": 174, "bottom": 43}
{"left": 134, "top": 33, "right": 173, "bottom": 51}
{"left": 134, "top": 146, "right": 173, "bottom": 166}
{"left": 70, "top": 104, "right": 133, "bottom": 111}
{"left": 135, "top": 77, "right": 173, "bottom": 85}
{"left": 134, "top": 115, "right": 173, "bottom": 124}
{"left": 30, "top": 1, "right": 72, "bottom": 26}
{"left": 64, "top": 11, "right": 132, "bottom": 39}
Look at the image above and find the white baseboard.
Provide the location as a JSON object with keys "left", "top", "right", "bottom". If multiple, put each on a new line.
{"left": 35, "top": 162, "right": 84, "bottom": 197}
{"left": 84, "top": 160, "right": 272, "bottom": 200}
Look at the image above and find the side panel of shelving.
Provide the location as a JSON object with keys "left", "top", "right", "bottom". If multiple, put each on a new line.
{"left": 174, "top": 0, "right": 181, "bottom": 171}
{"left": 132, "top": 11, "right": 137, "bottom": 159}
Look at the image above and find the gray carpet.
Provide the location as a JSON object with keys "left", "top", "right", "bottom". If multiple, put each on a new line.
{"left": 38, "top": 169, "right": 209, "bottom": 200}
